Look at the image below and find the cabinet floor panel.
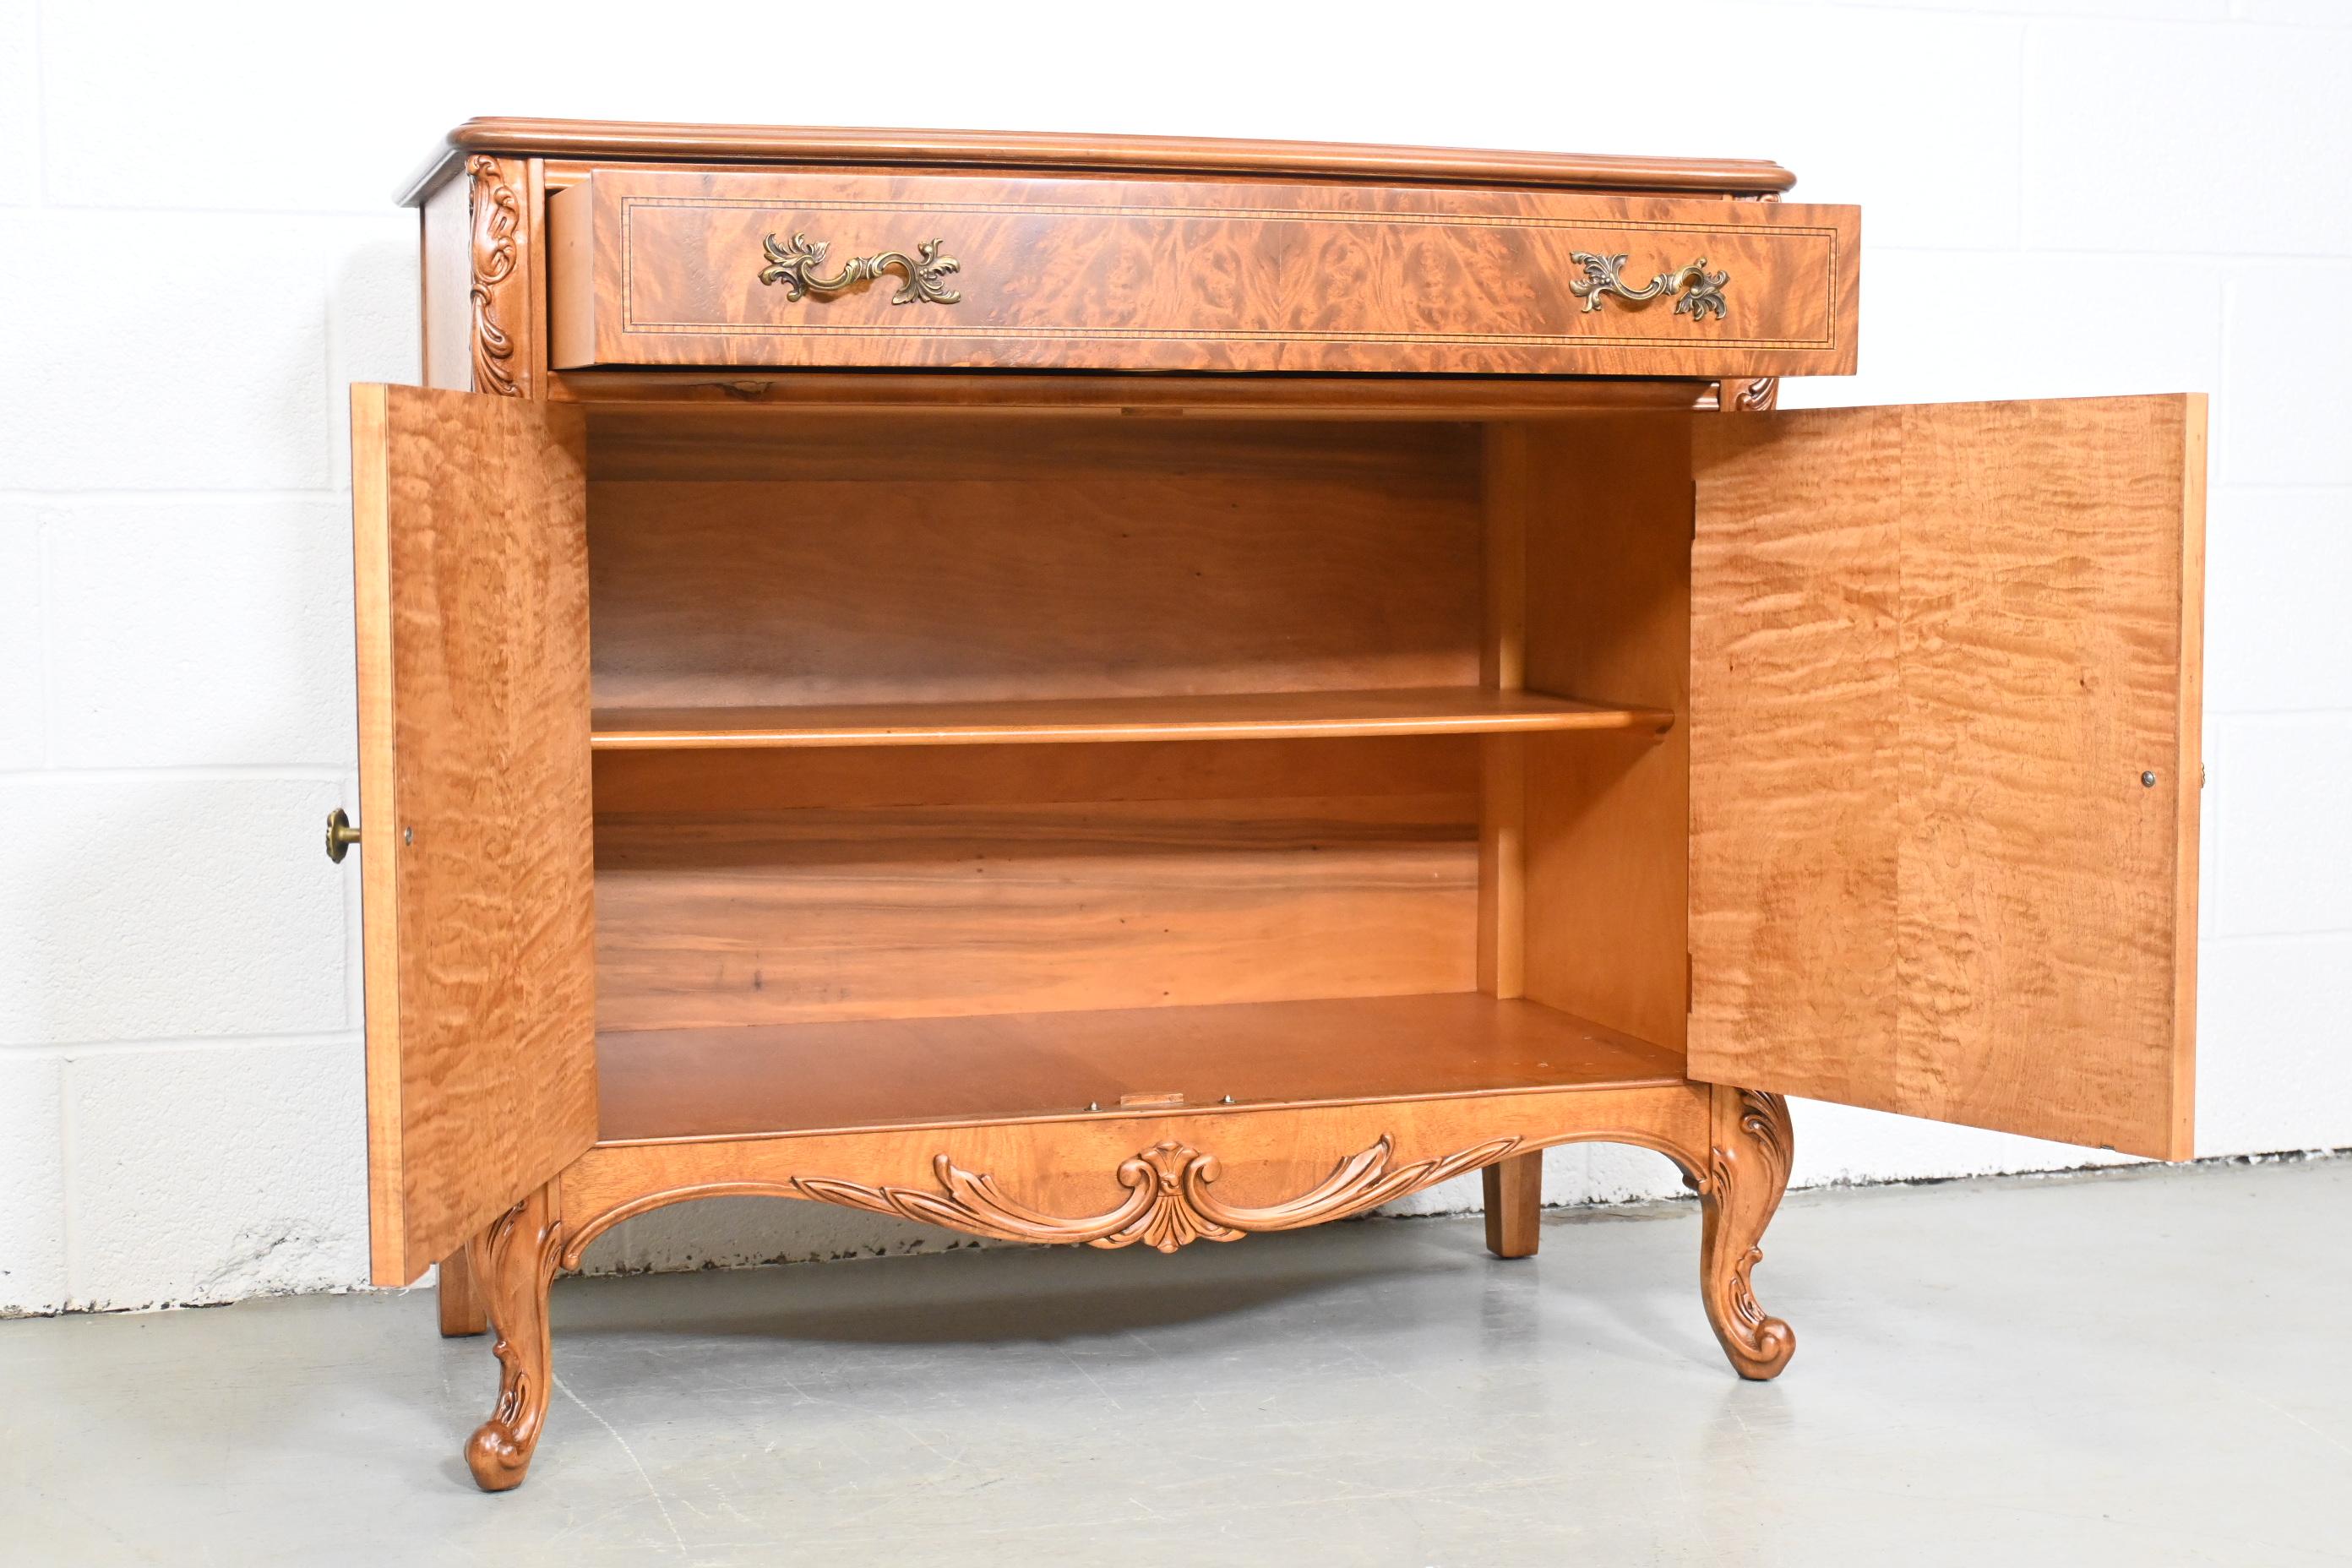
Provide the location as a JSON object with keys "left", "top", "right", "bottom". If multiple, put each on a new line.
{"left": 595, "top": 994, "right": 1686, "bottom": 1145}
{"left": 590, "top": 685, "right": 1673, "bottom": 751}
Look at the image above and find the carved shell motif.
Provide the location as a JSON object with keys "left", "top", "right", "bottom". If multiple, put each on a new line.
{"left": 781, "top": 1134, "right": 1523, "bottom": 1254}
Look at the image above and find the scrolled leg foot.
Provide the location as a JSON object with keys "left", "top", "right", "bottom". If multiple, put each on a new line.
{"left": 1699, "top": 1087, "right": 1796, "bottom": 1380}
{"left": 463, "top": 1183, "right": 563, "bottom": 1491}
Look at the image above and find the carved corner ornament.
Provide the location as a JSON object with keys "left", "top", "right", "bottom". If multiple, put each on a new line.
{"left": 1569, "top": 252, "right": 1729, "bottom": 322}
{"left": 1697, "top": 1089, "right": 1796, "bottom": 1379}
{"left": 1729, "top": 376, "right": 1779, "bottom": 412}
{"left": 464, "top": 1184, "right": 563, "bottom": 1491}
{"left": 466, "top": 155, "right": 525, "bottom": 397}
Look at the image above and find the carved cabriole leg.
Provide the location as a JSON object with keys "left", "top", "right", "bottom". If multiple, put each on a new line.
{"left": 438, "top": 1246, "right": 488, "bottom": 1337}
{"left": 1697, "top": 1086, "right": 1796, "bottom": 1380}
{"left": 1481, "top": 1150, "right": 1543, "bottom": 1259}
{"left": 465, "top": 1181, "right": 564, "bottom": 1492}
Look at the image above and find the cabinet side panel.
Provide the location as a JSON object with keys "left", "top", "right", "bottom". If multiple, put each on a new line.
{"left": 1520, "top": 414, "right": 1694, "bottom": 1053}
{"left": 419, "top": 176, "right": 472, "bottom": 391}
{"left": 375, "top": 386, "right": 600, "bottom": 1278}
{"left": 1692, "top": 397, "right": 2200, "bottom": 1158}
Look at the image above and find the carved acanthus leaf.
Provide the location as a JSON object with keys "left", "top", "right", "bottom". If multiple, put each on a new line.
{"left": 1701, "top": 1088, "right": 1795, "bottom": 1378}
{"left": 466, "top": 1188, "right": 563, "bottom": 1490}
{"left": 466, "top": 155, "right": 524, "bottom": 397}
{"left": 777, "top": 1133, "right": 1526, "bottom": 1255}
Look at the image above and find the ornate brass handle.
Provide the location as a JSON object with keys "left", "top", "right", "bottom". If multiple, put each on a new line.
{"left": 758, "top": 232, "right": 962, "bottom": 305}
{"left": 1569, "top": 253, "right": 1729, "bottom": 321}
{"left": 325, "top": 808, "right": 361, "bottom": 863}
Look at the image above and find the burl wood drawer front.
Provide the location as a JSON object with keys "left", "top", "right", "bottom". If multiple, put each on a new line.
{"left": 548, "top": 167, "right": 1859, "bottom": 378}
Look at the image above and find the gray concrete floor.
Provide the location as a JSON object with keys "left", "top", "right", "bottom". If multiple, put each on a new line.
{"left": 3, "top": 1158, "right": 2348, "bottom": 1566}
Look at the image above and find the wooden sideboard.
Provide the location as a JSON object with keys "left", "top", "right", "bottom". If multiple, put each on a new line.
{"left": 340, "top": 118, "right": 2204, "bottom": 1492}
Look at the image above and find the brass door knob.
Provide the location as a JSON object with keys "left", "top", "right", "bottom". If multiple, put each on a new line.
{"left": 325, "top": 808, "right": 362, "bottom": 863}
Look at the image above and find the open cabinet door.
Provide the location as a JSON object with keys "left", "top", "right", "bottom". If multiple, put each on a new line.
{"left": 1688, "top": 395, "right": 2204, "bottom": 1159}
{"left": 351, "top": 384, "right": 597, "bottom": 1285}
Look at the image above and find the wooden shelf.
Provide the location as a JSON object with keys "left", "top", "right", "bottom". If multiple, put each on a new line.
{"left": 590, "top": 686, "right": 1674, "bottom": 752}
{"left": 595, "top": 994, "right": 1686, "bottom": 1144}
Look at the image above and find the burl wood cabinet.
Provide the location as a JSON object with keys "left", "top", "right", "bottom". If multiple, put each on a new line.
{"left": 338, "top": 119, "right": 2204, "bottom": 1490}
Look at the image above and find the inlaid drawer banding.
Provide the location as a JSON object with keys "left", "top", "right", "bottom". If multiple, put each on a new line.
{"left": 548, "top": 167, "right": 1859, "bottom": 376}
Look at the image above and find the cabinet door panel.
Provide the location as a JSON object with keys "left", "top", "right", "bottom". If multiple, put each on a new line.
{"left": 351, "top": 384, "right": 597, "bottom": 1284}
{"left": 1689, "top": 395, "right": 2203, "bottom": 1158}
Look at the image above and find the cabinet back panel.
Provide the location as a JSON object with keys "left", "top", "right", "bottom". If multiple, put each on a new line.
{"left": 585, "top": 415, "right": 1483, "bottom": 710}
{"left": 592, "top": 738, "right": 1478, "bottom": 1032}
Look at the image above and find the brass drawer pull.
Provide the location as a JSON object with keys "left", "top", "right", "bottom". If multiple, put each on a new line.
{"left": 1569, "top": 253, "right": 1729, "bottom": 321}
{"left": 325, "top": 808, "right": 362, "bottom": 863}
{"left": 758, "top": 232, "right": 962, "bottom": 305}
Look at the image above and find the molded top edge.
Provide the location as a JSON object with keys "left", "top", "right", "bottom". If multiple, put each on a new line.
{"left": 400, "top": 117, "right": 1798, "bottom": 206}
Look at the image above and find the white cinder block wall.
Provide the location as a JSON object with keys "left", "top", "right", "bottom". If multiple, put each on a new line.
{"left": 2, "top": 0, "right": 2346, "bottom": 1314}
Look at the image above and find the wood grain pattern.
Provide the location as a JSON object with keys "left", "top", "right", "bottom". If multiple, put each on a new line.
{"left": 592, "top": 786, "right": 1477, "bottom": 1032}
{"left": 590, "top": 687, "right": 1671, "bottom": 750}
{"left": 1688, "top": 395, "right": 2205, "bottom": 1158}
{"left": 596, "top": 994, "right": 1685, "bottom": 1143}
{"left": 406, "top": 118, "right": 1796, "bottom": 204}
{"left": 1482, "top": 1152, "right": 1543, "bottom": 1259}
{"left": 589, "top": 733, "right": 1473, "bottom": 814}
{"left": 351, "top": 384, "right": 598, "bottom": 1285}
{"left": 548, "top": 168, "right": 1857, "bottom": 377}
{"left": 1518, "top": 416, "right": 1694, "bottom": 1054}
{"left": 585, "top": 416, "right": 1483, "bottom": 711}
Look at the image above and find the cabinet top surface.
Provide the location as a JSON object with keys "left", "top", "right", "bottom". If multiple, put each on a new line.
{"left": 402, "top": 117, "right": 1797, "bottom": 206}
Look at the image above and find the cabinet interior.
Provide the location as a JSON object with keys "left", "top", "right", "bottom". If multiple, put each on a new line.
{"left": 582, "top": 405, "right": 1695, "bottom": 1144}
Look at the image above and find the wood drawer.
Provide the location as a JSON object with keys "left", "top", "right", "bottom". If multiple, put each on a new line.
{"left": 548, "top": 166, "right": 1858, "bottom": 378}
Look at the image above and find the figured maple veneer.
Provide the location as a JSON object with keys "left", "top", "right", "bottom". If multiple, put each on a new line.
{"left": 350, "top": 385, "right": 599, "bottom": 1284}
{"left": 596, "top": 994, "right": 1687, "bottom": 1143}
{"left": 547, "top": 166, "right": 1858, "bottom": 377}
{"left": 1687, "top": 395, "right": 2205, "bottom": 1159}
